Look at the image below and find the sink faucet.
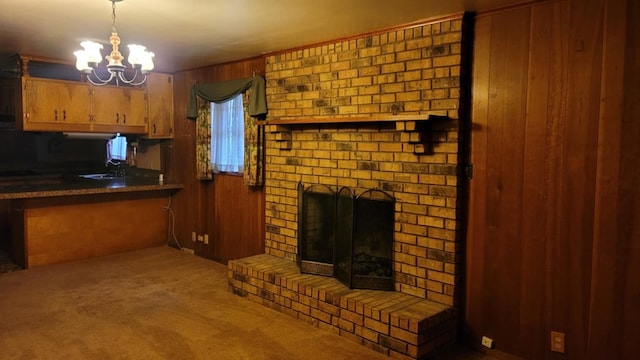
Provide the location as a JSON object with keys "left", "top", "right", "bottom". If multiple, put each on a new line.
{"left": 106, "top": 160, "right": 125, "bottom": 178}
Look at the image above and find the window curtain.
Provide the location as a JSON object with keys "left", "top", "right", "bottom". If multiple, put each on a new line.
{"left": 187, "top": 76, "right": 267, "bottom": 119}
{"left": 242, "top": 89, "right": 264, "bottom": 186}
{"left": 190, "top": 76, "right": 266, "bottom": 185}
{"left": 210, "top": 95, "right": 244, "bottom": 173}
{"left": 195, "top": 97, "right": 213, "bottom": 180}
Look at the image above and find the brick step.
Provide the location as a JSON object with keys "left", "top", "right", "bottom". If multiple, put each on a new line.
{"left": 228, "top": 254, "right": 456, "bottom": 360}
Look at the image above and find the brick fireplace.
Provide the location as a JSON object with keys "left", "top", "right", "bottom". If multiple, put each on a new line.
{"left": 229, "top": 14, "right": 468, "bottom": 359}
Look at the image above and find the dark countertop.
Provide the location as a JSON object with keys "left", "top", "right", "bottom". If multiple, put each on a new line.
{"left": 0, "top": 177, "right": 183, "bottom": 200}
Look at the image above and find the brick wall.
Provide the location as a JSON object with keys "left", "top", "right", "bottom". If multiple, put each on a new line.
{"left": 263, "top": 15, "right": 466, "bottom": 306}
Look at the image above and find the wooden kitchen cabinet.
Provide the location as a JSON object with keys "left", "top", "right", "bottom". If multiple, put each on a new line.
{"left": 17, "top": 76, "right": 148, "bottom": 134}
{"left": 18, "top": 77, "right": 92, "bottom": 132}
{"left": 91, "top": 85, "right": 147, "bottom": 134}
{"left": 146, "top": 72, "right": 174, "bottom": 139}
{"left": 10, "top": 191, "right": 171, "bottom": 268}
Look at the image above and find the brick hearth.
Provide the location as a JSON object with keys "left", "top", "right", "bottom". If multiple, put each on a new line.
{"left": 229, "top": 254, "right": 456, "bottom": 359}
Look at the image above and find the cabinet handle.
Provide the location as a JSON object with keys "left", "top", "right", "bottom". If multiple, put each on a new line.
{"left": 153, "top": 124, "right": 157, "bottom": 134}
{"left": 123, "top": 114, "right": 126, "bottom": 124}
{"left": 54, "top": 109, "right": 58, "bottom": 121}
{"left": 116, "top": 112, "right": 119, "bottom": 123}
{"left": 63, "top": 110, "right": 66, "bottom": 121}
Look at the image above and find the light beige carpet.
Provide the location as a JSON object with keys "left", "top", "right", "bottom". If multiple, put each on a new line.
{"left": 0, "top": 246, "right": 391, "bottom": 360}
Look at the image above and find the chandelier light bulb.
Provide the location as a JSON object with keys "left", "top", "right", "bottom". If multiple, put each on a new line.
{"left": 80, "top": 41, "right": 104, "bottom": 65}
{"left": 127, "top": 44, "right": 146, "bottom": 67}
{"left": 73, "top": 50, "right": 90, "bottom": 72}
{"left": 141, "top": 52, "right": 155, "bottom": 72}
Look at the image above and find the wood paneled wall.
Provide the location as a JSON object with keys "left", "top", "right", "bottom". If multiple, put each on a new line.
{"left": 166, "top": 57, "right": 265, "bottom": 264}
{"left": 465, "top": 0, "right": 639, "bottom": 359}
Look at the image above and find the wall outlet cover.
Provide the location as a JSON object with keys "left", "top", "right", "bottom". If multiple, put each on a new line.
{"left": 481, "top": 336, "right": 494, "bottom": 349}
{"left": 551, "top": 331, "right": 565, "bottom": 353}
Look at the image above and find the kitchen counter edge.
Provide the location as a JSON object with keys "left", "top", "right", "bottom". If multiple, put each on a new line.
{"left": 0, "top": 183, "right": 184, "bottom": 200}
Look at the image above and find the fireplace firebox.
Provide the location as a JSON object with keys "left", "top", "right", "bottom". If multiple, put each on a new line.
{"left": 298, "top": 183, "right": 395, "bottom": 291}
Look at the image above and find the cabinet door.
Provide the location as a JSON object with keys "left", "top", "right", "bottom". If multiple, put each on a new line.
{"left": 91, "top": 86, "right": 147, "bottom": 134}
{"left": 146, "top": 73, "right": 174, "bottom": 139}
{"left": 21, "top": 78, "right": 91, "bottom": 132}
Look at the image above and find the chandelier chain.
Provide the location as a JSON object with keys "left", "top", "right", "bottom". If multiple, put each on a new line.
{"left": 111, "top": 0, "right": 117, "bottom": 33}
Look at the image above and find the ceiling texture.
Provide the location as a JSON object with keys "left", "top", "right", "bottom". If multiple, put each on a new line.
{"left": 0, "top": 0, "right": 525, "bottom": 74}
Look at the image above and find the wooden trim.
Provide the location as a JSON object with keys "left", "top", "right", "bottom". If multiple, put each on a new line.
{"left": 259, "top": 113, "right": 446, "bottom": 126}
{"left": 179, "top": 55, "right": 265, "bottom": 74}
{"left": 475, "top": 0, "right": 555, "bottom": 18}
{"left": 263, "top": 13, "right": 465, "bottom": 59}
{"left": 263, "top": 114, "right": 450, "bottom": 155}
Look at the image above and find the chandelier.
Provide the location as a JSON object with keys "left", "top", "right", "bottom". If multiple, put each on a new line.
{"left": 74, "top": 0, "right": 154, "bottom": 86}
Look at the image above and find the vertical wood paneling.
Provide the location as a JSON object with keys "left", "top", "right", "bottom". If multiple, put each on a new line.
{"left": 465, "top": 14, "right": 491, "bottom": 344}
{"left": 616, "top": 1, "right": 640, "bottom": 355}
{"left": 212, "top": 174, "right": 265, "bottom": 262}
{"left": 519, "top": 3, "right": 557, "bottom": 358}
{"left": 464, "top": 0, "right": 635, "bottom": 358}
{"left": 541, "top": 4, "right": 570, "bottom": 359}
{"left": 484, "top": 7, "right": 531, "bottom": 352}
{"left": 167, "top": 57, "right": 265, "bottom": 263}
{"left": 554, "top": 0, "right": 602, "bottom": 356}
{"left": 588, "top": 0, "right": 640, "bottom": 359}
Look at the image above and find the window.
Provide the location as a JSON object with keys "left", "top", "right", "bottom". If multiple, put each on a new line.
{"left": 210, "top": 94, "right": 244, "bottom": 173}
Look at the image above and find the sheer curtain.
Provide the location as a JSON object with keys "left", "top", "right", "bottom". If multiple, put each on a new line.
{"left": 192, "top": 76, "right": 265, "bottom": 185}
{"left": 210, "top": 95, "right": 244, "bottom": 173}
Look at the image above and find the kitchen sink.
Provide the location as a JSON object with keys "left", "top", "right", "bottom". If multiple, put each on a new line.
{"left": 78, "top": 173, "right": 117, "bottom": 180}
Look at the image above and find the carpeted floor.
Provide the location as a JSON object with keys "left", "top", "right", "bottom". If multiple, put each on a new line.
{"left": 0, "top": 246, "right": 493, "bottom": 360}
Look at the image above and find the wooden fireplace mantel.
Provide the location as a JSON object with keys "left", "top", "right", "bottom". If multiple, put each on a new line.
{"left": 260, "top": 112, "right": 450, "bottom": 155}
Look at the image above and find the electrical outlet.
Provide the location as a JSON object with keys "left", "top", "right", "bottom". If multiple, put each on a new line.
{"left": 204, "top": 234, "right": 209, "bottom": 244}
{"left": 197, "top": 235, "right": 204, "bottom": 242}
{"left": 191, "top": 232, "right": 196, "bottom": 242}
{"left": 481, "top": 336, "right": 494, "bottom": 349}
{"left": 551, "top": 331, "right": 565, "bottom": 353}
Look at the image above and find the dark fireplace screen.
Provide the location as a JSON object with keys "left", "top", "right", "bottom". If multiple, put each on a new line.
{"left": 298, "top": 183, "right": 395, "bottom": 291}
{"left": 297, "top": 183, "right": 335, "bottom": 276}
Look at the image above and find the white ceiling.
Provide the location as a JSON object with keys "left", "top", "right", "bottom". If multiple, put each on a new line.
{"left": 0, "top": 0, "right": 525, "bottom": 74}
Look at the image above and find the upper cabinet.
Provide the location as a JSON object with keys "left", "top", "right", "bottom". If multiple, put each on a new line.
{"left": 17, "top": 77, "right": 148, "bottom": 134}
{"left": 19, "top": 77, "right": 92, "bottom": 132}
{"left": 91, "top": 85, "right": 147, "bottom": 134}
{"left": 146, "top": 72, "right": 174, "bottom": 139}
{"left": 9, "top": 55, "right": 163, "bottom": 135}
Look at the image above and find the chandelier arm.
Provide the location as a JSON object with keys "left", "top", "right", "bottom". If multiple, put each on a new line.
{"left": 86, "top": 70, "right": 116, "bottom": 86}
{"left": 116, "top": 69, "right": 147, "bottom": 86}
{"left": 126, "top": 74, "right": 148, "bottom": 87}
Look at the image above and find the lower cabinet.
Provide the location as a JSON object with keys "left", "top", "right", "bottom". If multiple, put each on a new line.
{"left": 11, "top": 192, "right": 171, "bottom": 268}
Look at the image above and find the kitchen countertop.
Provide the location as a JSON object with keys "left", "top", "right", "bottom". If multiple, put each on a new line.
{"left": 0, "top": 176, "right": 183, "bottom": 200}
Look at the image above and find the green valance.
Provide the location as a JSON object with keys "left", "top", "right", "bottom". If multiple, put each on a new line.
{"left": 187, "top": 76, "right": 267, "bottom": 119}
